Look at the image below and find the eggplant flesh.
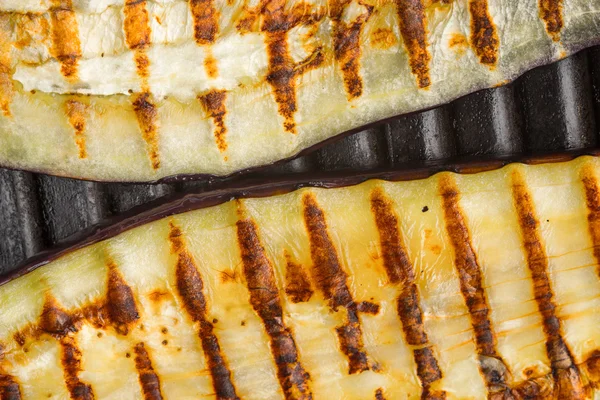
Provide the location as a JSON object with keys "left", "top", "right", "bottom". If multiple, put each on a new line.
{"left": 3, "top": 156, "right": 600, "bottom": 398}
{"left": 0, "top": 1, "right": 598, "bottom": 181}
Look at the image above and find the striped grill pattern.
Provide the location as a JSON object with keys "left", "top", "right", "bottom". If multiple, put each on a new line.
{"left": 3, "top": 157, "right": 600, "bottom": 398}
{"left": 0, "top": 0, "right": 598, "bottom": 181}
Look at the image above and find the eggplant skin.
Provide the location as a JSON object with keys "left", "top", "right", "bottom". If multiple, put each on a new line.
{"left": 0, "top": 1, "right": 599, "bottom": 181}
{"left": 3, "top": 157, "right": 600, "bottom": 398}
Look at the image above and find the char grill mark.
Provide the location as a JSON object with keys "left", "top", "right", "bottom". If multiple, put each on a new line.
{"left": 190, "top": 0, "right": 220, "bottom": 78}
{"left": 133, "top": 342, "right": 164, "bottom": 400}
{"left": 395, "top": 0, "right": 431, "bottom": 88}
{"left": 370, "top": 187, "right": 445, "bottom": 398}
{"left": 236, "top": 212, "right": 313, "bottom": 400}
{"left": 64, "top": 99, "right": 89, "bottom": 159}
{"left": 301, "top": 192, "right": 370, "bottom": 374}
{"left": 106, "top": 261, "right": 140, "bottom": 336}
{"left": 262, "top": 0, "right": 325, "bottom": 134}
{"left": 50, "top": 0, "right": 81, "bottom": 80}
{"left": 332, "top": 0, "right": 373, "bottom": 99}
{"left": 124, "top": 0, "right": 160, "bottom": 170}
{"left": 40, "top": 296, "right": 95, "bottom": 399}
{"left": 439, "top": 175, "right": 512, "bottom": 396}
{"left": 511, "top": 171, "right": 586, "bottom": 399}
{"left": 468, "top": 0, "right": 499, "bottom": 67}
{"left": 0, "top": 14, "right": 14, "bottom": 118}
{"left": 284, "top": 251, "right": 314, "bottom": 304}
{"left": 0, "top": 348, "right": 21, "bottom": 400}
{"left": 580, "top": 164, "right": 600, "bottom": 278}
{"left": 61, "top": 335, "right": 95, "bottom": 400}
{"left": 198, "top": 89, "right": 228, "bottom": 154}
{"left": 539, "top": 0, "right": 564, "bottom": 42}
{"left": 168, "top": 223, "right": 240, "bottom": 400}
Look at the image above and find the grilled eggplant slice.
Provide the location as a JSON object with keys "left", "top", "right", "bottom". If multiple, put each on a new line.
{"left": 0, "top": 1, "right": 599, "bottom": 181}
{"left": 4, "top": 156, "right": 600, "bottom": 398}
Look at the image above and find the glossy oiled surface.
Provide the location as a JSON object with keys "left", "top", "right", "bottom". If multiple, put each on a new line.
{"left": 3, "top": 157, "right": 600, "bottom": 398}
{"left": 0, "top": 0, "right": 598, "bottom": 181}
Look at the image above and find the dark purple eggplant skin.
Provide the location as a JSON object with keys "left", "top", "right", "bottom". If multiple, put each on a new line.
{"left": 1, "top": 41, "right": 600, "bottom": 185}
{"left": 2, "top": 147, "right": 600, "bottom": 287}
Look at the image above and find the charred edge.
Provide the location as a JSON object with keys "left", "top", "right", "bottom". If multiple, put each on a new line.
{"left": 133, "top": 343, "right": 164, "bottom": 400}
{"left": 0, "top": 374, "right": 21, "bottom": 400}
{"left": 190, "top": 0, "right": 220, "bottom": 45}
{"left": 439, "top": 175, "right": 510, "bottom": 392}
{"left": 65, "top": 99, "right": 89, "bottom": 159}
{"left": 199, "top": 90, "right": 228, "bottom": 153}
{"left": 40, "top": 295, "right": 75, "bottom": 337}
{"left": 284, "top": 252, "right": 314, "bottom": 303}
{"left": 60, "top": 335, "right": 95, "bottom": 400}
{"left": 580, "top": 165, "right": 600, "bottom": 279}
{"left": 132, "top": 92, "right": 160, "bottom": 170}
{"left": 168, "top": 223, "right": 239, "bottom": 400}
{"left": 538, "top": 0, "right": 563, "bottom": 42}
{"left": 511, "top": 171, "right": 585, "bottom": 397}
{"left": 468, "top": 0, "right": 499, "bottom": 67}
{"left": 332, "top": 5, "right": 372, "bottom": 100}
{"left": 106, "top": 262, "right": 140, "bottom": 335}
{"left": 0, "top": 15, "right": 14, "bottom": 118}
{"left": 302, "top": 193, "right": 369, "bottom": 374}
{"left": 236, "top": 218, "right": 313, "bottom": 400}
{"left": 375, "top": 388, "right": 386, "bottom": 400}
{"left": 396, "top": 0, "right": 431, "bottom": 88}
{"left": 50, "top": 0, "right": 81, "bottom": 79}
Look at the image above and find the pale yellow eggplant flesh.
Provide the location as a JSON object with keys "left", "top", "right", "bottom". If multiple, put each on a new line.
{"left": 4, "top": 156, "right": 600, "bottom": 398}
{"left": 0, "top": 0, "right": 599, "bottom": 181}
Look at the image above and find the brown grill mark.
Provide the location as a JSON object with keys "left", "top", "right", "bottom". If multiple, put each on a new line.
{"left": 511, "top": 171, "right": 586, "bottom": 398}
{"left": 261, "top": 0, "right": 326, "bottom": 134}
{"left": 50, "top": 0, "right": 81, "bottom": 80}
{"left": 370, "top": 187, "right": 444, "bottom": 397}
{"left": 168, "top": 223, "right": 239, "bottom": 400}
{"left": 190, "top": 0, "right": 220, "bottom": 45}
{"left": 265, "top": 31, "right": 297, "bottom": 133}
{"left": 60, "top": 335, "right": 95, "bottom": 400}
{"left": 468, "top": 0, "right": 499, "bottom": 67}
{"left": 106, "top": 262, "right": 140, "bottom": 335}
{"left": 65, "top": 99, "right": 90, "bottom": 159}
{"left": 332, "top": 4, "right": 373, "bottom": 99}
{"left": 204, "top": 51, "right": 218, "bottom": 78}
{"left": 284, "top": 251, "right": 314, "bottom": 303}
{"left": 0, "top": 354, "right": 21, "bottom": 400}
{"left": 439, "top": 175, "right": 511, "bottom": 394}
{"left": 124, "top": 0, "right": 151, "bottom": 51}
{"left": 374, "top": 388, "right": 385, "bottom": 400}
{"left": 396, "top": 0, "right": 431, "bottom": 88}
{"left": 0, "top": 15, "right": 14, "bottom": 118}
{"left": 132, "top": 92, "right": 160, "bottom": 170}
{"left": 357, "top": 301, "right": 380, "bottom": 315}
{"left": 124, "top": 0, "right": 161, "bottom": 169}
{"left": 580, "top": 164, "right": 600, "bottom": 279}
{"left": 539, "top": 0, "right": 563, "bottom": 42}
{"left": 302, "top": 192, "right": 370, "bottom": 374}
{"left": 40, "top": 295, "right": 74, "bottom": 337}
{"left": 198, "top": 90, "right": 228, "bottom": 153}
{"left": 370, "top": 28, "right": 397, "bottom": 50}
{"left": 236, "top": 216, "right": 313, "bottom": 400}
{"left": 133, "top": 342, "right": 164, "bottom": 400}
